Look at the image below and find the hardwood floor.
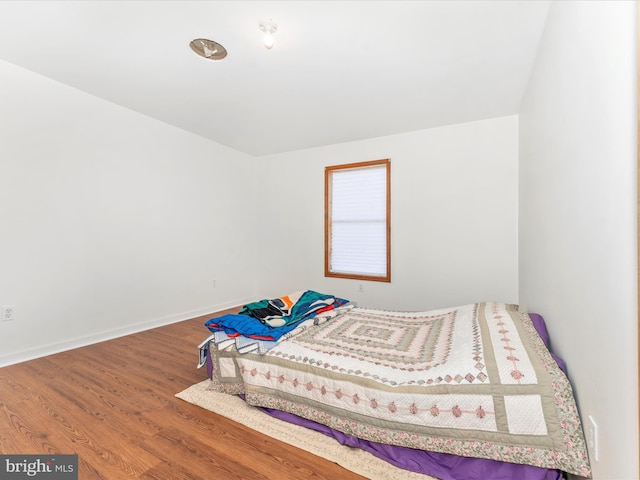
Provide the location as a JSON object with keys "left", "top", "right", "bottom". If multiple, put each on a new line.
{"left": 0, "top": 309, "right": 367, "bottom": 479}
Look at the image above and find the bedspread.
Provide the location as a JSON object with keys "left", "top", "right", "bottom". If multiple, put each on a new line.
{"left": 236, "top": 302, "right": 591, "bottom": 477}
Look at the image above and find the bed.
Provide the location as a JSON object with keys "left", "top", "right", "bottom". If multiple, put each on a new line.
{"left": 198, "top": 293, "right": 592, "bottom": 480}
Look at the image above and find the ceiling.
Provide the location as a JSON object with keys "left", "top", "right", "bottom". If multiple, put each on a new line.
{"left": 0, "top": 1, "right": 551, "bottom": 156}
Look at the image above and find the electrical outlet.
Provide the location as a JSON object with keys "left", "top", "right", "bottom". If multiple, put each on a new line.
{"left": 358, "top": 283, "right": 364, "bottom": 292}
{"left": 212, "top": 279, "right": 217, "bottom": 288}
{"left": 2, "top": 305, "right": 15, "bottom": 322}
{"left": 587, "top": 415, "right": 599, "bottom": 462}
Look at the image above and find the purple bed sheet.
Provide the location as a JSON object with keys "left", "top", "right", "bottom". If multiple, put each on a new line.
{"left": 234, "top": 313, "right": 565, "bottom": 480}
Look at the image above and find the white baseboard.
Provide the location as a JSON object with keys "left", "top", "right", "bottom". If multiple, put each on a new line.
{"left": 0, "top": 296, "right": 256, "bottom": 368}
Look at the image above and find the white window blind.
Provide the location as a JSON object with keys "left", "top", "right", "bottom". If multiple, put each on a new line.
{"left": 325, "top": 159, "right": 390, "bottom": 282}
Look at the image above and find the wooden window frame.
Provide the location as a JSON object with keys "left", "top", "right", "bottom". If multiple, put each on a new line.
{"left": 324, "top": 158, "right": 391, "bottom": 282}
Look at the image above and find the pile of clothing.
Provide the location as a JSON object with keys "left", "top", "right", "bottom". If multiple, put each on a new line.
{"left": 203, "top": 290, "right": 351, "bottom": 354}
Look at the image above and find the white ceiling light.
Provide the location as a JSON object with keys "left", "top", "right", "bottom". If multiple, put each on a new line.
{"left": 189, "top": 38, "right": 227, "bottom": 61}
{"left": 259, "top": 19, "right": 278, "bottom": 49}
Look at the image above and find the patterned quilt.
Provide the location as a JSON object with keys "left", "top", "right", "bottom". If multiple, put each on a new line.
{"left": 208, "top": 302, "right": 591, "bottom": 477}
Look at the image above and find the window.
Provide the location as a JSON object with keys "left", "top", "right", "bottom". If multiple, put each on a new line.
{"left": 325, "top": 159, "right": 390, "bottom": 282}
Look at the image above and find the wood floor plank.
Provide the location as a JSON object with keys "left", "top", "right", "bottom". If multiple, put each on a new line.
{"left": 6, "top": 384, "right": 160, "bottom": 477}
{"left": 0, "top": 310, "right": 367, "bottom": 479}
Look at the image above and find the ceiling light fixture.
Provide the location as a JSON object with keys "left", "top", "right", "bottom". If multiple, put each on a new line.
{"left": 189, "top": 38, "right": 227, "bottom": 61}
{"left": 259, "top": 19, "right": 278, "bottom": 49}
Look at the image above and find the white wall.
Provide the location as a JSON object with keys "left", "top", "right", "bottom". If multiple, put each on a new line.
{"left": 0, "top": 60, "right": 258, "bottom": 366}
{"left": 519, "top": 2, "right": 638, "bottom": 479}
{"left": 255, "top": 115, "right": 519, "bottom": 311}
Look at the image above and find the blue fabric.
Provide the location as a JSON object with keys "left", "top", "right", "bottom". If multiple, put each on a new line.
{"left": 282, "top": 290, "right": 345, "bottom": 326}
{"left": 209, "top": 290, "right": 350, "bottom": 340}
{"left": 204, "top": 314, "right": 302, "bottom": 341}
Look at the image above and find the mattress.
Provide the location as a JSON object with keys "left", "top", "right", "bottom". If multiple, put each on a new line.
{"left": 202, "top": 302, "right": 591, "bottom": 479}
